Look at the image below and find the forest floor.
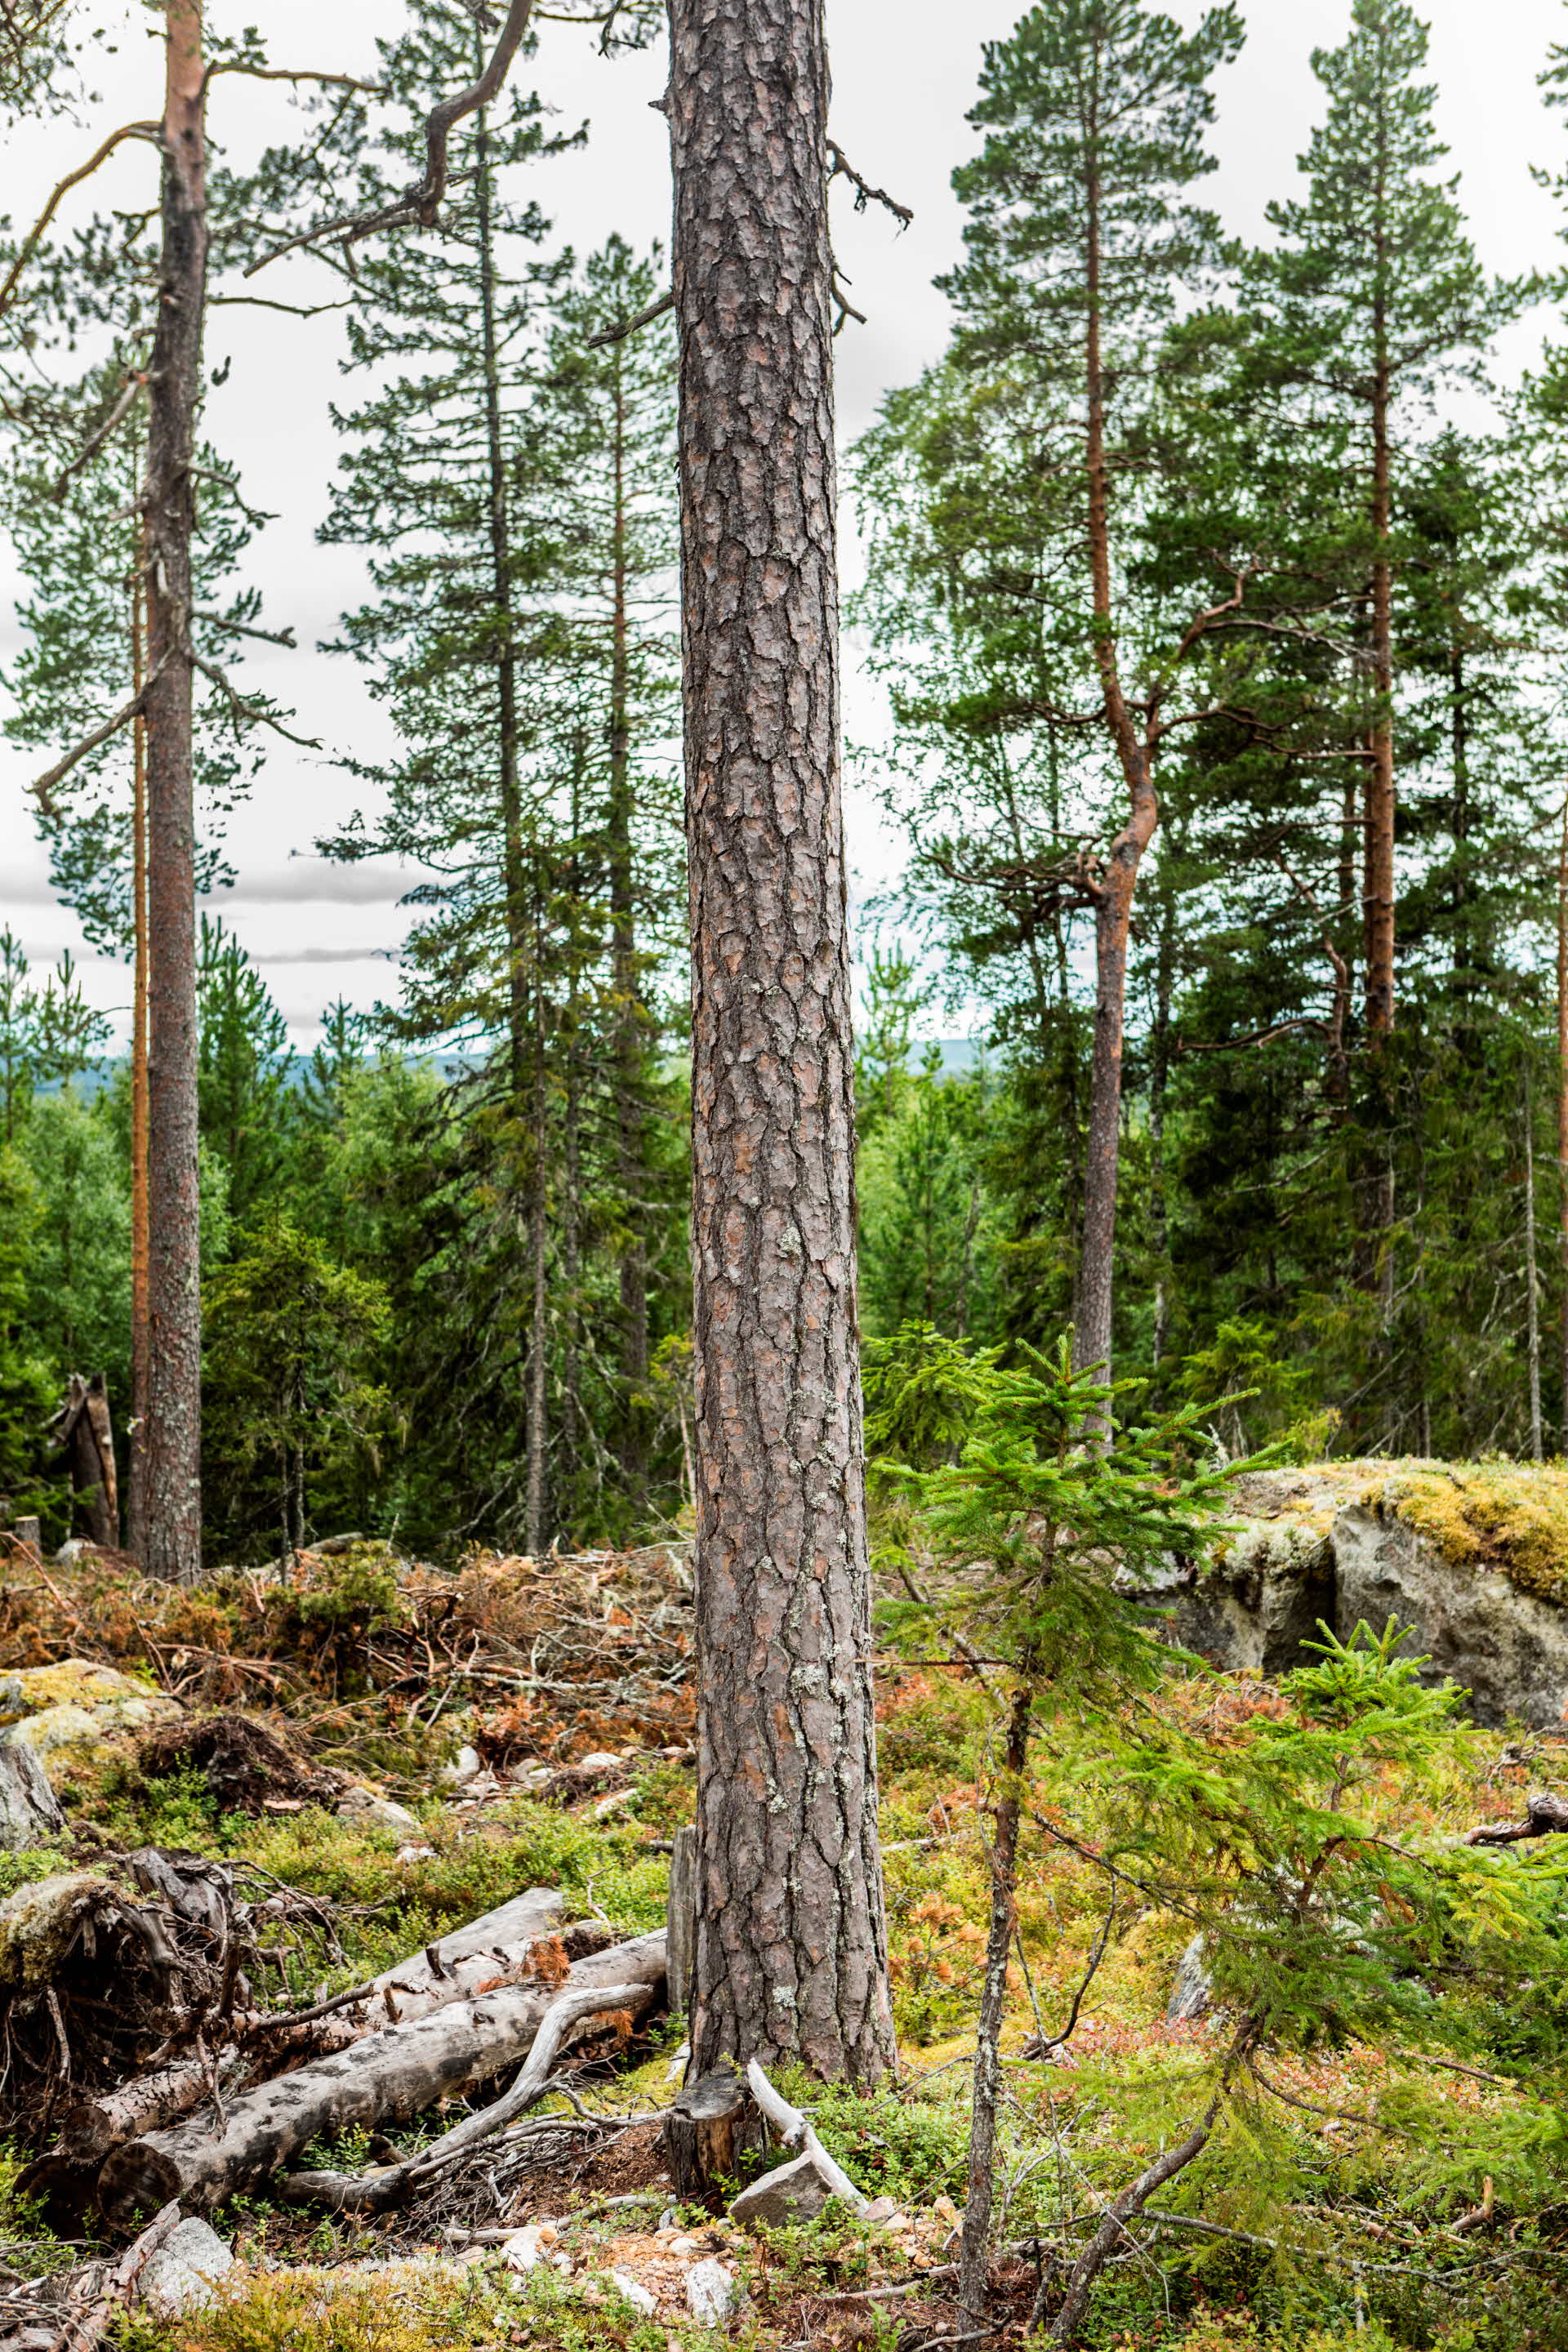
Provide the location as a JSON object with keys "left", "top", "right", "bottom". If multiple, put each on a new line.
{"left": 0, "top": 1531, "right": 1558, "bottom": 2351}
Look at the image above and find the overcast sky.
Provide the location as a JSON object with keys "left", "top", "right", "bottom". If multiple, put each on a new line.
{"left": 2, "top": 0, "right": 1565, "bottom": 1047}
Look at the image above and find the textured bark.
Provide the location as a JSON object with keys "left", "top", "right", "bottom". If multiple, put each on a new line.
{"left": 1559, "top": 795, "right": 1568, "bottom": 1455}
{"left": 662, "top": 2064, "right": 768, "bottom": 2201}
{"left": 98, "top": 1931, "right": 664, "bottom": 2221}
{"left": 56, "top": 1373, "right": 119, "bottom": 1548}
{"left": 141, "top": 0, "right": 207, "bottom": 1583}
{"left": 1525, "top": 1065, "right": 1543, "bottom": 1463}
{"left": 669, "top": 0, "right": 893, "bottom": 2084}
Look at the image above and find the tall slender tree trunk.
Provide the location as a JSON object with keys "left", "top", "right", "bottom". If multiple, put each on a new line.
{"left": 141, "top": 0, "right": 207, "bottom": 1583}
{"left": 670, "top": 0, "right": 893, "bottom": 2082}
{"left": 606, "top": 349, "right": 650, "bottom": 1490}
{"left": 958, "top": 1679, "right": 1031, "bottom": 2319}
{"left": 1149, "top": 869, "right": 1174, "bottom": 1371}
{"left": 473, "top": 86, "right": 529, "bottom": 1097}
{"left": 1359, "top": 231, "right": 1397, "bottom": 1340}
{"left": 525, "top": 970, "right": 550, "bottom": 1557}
{"left": 1525, "top": 1062, "right": 1543, "bottom": 1464}
{"left": 127, "top": 513, "right": 150, "bottom": 1561}
{"left": 1558, "top": 792, "right": 1568, "bottom": 1455}
{"left": 1076, "top": 145, "right": 1157, "bottom": 1396}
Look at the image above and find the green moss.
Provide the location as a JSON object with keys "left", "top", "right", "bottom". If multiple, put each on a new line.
{"left": 1370, "top": 1463, "right": 1568, "bottom": 1603}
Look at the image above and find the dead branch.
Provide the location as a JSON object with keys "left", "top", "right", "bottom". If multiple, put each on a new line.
{"left": 745, "top": 2057, "right": 868, "bottom": 2212}
{"left": 0, "top": 122, "right": 160, "bottom": 323}
{"left": 189, "top": 653, "right": 320, "bottom": 747}
{"left": 1467, "top": 1790, "right": 1568, "bottom": 1846}
{"left": 191, "top": 608, "right": 298, "bottom": 649}
{"left": 204, "top": 61, "right": 383, "bottom": 96}
{"left": 56, "top": 2199, "right": 182, "bottom": 2352}
{"left": 244, "top": 0, "right": 537, "bottom": 274}
{"left": 826, "top": 140, "right": 913, "bottom": 226}
{"left": 28, "top": 659, "right": 167, "bottom": 817}
{"left": 49, "top": 372, "right": 149, "bottom": 502}
{"left": 584, "top": 287, "right": 674, "bottom": 350}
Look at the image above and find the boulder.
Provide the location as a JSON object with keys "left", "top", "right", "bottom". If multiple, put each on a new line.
{"left": 1161, "top": 1464, "right": 1568, "bottom": 1728}
{"left": 1334, "top": 1502, "right": 1568, "bottom": 1728}
{"left": 0, "top": 1659, "right": 182, "bottom": 1738}
{"left": 136, "top": 2216, "right": 234, "bottom": 2319}
{"left": 728, "top": 2150, "right": 837, "bottom": 2230}
{"left": 608, "top": 2269, "right": 657, "bottom": 2316}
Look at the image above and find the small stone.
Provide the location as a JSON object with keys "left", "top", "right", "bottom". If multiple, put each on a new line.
{"left": 336, "top": 1784, "right": 423, "bottom": 1835}
{"left": 577, "top": 1750, "right": 622, "bottom": 1772}
{"left": 138, "top": 2218, "right": 234, "bottom": 2319}
{"left": 668, "top": 2234, "right": 701, "bottom": 2254}
{"left": 395, "top": 1842, "right": 436, "bottom": 1862}
{"left": 52, "top": 1540, "right": 86, "bottom": 1567}
{"left": 685, "top": 2257, "right": 738, "bottom": 2327}
{"left": 728, "top": 2151, "right": 835, "bottom": 2230}
{"left": 609, "top": 2269, "right": 658, "bottom": 2316}
{"left": 862, "top": 2195, "right": 900, "bottom": 2226}
{"left": 441, "top": 1744, "right": 483, "bottom": 1786}
{"left": 501, "top": 2225, "right": 548, "bottom": 2273}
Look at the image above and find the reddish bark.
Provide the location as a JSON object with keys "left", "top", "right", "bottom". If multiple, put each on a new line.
{"left": 669, "top": 0, "right": 893, "bottom": 2082}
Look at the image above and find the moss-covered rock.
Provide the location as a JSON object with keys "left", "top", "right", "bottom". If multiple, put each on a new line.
{"left": 0, "top": 1659, "right": 183, "bottom": 1740}
{"left": 0, "top": 1871, "right": 112, "bottom": 1989}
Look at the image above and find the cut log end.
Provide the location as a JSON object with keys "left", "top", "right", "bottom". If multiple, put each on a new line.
{"left": 662, "top": 2064, "right": 768, "bottom": 2203}
{"left": 96, "top": 2143, "right": 183, "bottom": 2230}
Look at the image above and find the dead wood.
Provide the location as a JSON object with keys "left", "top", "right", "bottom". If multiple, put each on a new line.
{"left": 278, "top": 1973, "right": 656, "bottom": 2210}
{"left": 663, "top": 2063, "right": 768, "bottom": 2202}
{"left": 97, "top": 1930, "right": 666, "bottom": 2223}
{"left": 0, "top": 1745, "right": 65, "bottom": 1852}
{"left": 1467, "top": 1790, "right": 1568, "bottom": 1845}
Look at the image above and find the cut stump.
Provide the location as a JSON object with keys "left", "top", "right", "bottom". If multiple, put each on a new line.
{"left": 663, "top": 2064, "right": 768, "bottom": 2202}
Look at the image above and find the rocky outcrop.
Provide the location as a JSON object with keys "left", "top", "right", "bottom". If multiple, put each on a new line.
{"left": 1163, "top": 1465, "right": 1568, "bottom": 1728}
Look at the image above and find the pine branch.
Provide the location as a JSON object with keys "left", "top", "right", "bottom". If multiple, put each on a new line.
{"left": 584, "top": 289, "right": 673, "bottom": 350}
{"left": 244, "top": 0, "right": 538, "bottom": 275}
{"left": 48, "top": 371, "right": 149, "bottom": 502}
{"left": 204, "top": 62, "right": 384, "bottom": 96}
{"left": 210, "top": 294, "right": 351, "bottom": 318}
{"left": 190, "top": 653, "right": 320, "bottom": 749}
{"left": 0, "top": 121, "right": 161, "bottom": 323}
{"left": 192, "top": 608, "right": 299, "bottom": 649}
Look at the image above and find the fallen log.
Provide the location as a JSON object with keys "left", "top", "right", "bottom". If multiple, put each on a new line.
{"left": 1467, "top": 1790, "right": 1568, "bottom": 1846}
{"left": 97, "top": 1930, "right": 666, "bottom": 2223}
{"left": 278, "top": 1975, "right": 653, "bottom": 2210}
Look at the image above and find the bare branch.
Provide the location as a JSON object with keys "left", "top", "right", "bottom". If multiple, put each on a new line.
{"left": 210, "top": 293, "right": 351, "bottom": 318}
{"left": 205, "top": 61, "right": 383, "bottom": 96}
{"left": 826, "top": 140, "right": 913, "bottom": 227}
{"left": 50, "top": 371, "right": 149, "bottom": 501}
{"left": 245, "top": 0, "right": 537, "bottom": 275}
{"left": 28, "top": 659, "right": 167, "bottom": 817}
{"left": 584, "top": 287, "right": 673, "bottom": 349}
{"left": 0, "top": 121, "right": 160, "bottom": 323}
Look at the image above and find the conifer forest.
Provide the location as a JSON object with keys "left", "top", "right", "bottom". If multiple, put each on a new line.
{"left": 13, "top": 1, "right": 1568, "bottom": 2345}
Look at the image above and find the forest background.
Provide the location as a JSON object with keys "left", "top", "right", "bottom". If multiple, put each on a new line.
{"left": 6, "top": 0, "right": 1568, "bottom": 1564}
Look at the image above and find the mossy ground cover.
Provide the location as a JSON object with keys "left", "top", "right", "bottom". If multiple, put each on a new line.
{"left": 0, "top": 1535, "right": 1560, "bottom": 2348}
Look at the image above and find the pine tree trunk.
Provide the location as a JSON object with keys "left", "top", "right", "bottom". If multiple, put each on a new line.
{"left": 669, "top": 0, "right": 893, "bottom": 2084}
{"left": 1150, "top": 880, "right": 1174, "bottom": 1370}
{"left": 525, "top": 977, "right": 549, "bottom": 1557}
{"left": 608, "top": 350, "right": 651, "bottom": 1492}
{"left": 1558, "top": 794, "right": 1568, "bottom": 1455}
{"left": 1526, "top": 1063, "right": 1544, "bottom": 1464}
{"left": 141, "top": 0, "right": 207, "bottom": 1584}
{"left": 127, "top": 519, "right": 150, "bottom": 1562}
{"left": 1073, "top": 149, "right": 1157, "bottom": 1401}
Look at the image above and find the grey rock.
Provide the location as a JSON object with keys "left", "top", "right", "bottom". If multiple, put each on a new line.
{"left": 1333, "top": 1503, "right": 1568, "bottom": 1730}
{"left": 440, "top": 1744, "right": 483, "bottom": 1786}
{"left": 1165, "top": 1934, "right": 1212, "bottom": 2023}
{"left": 0, "top": 1741, "right": 64, "bottom": 1850}
{"left": 728, "top": 2151, "right": 836, "bottom": 2230}
{"left": 138, "top": 2217, "right": 234, "bottom": 2319}
{"left": 336, "top": 1784, "right": 423, "bottom": 1835}
{"left": 608, "top": 2268, "right": 657, "bottom": 2316}
{"left": 685, "top": 2256, "right": 739, "bottom": 2326}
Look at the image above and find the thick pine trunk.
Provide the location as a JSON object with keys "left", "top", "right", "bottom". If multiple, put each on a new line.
{"left": 141, "top": 0, "right": 207, "bottom": 1584}
{"left": 669, "top": 0, "right": 893, "bottom": 2083}
{"left": 1526, "top": 1065, "right": 1544, "bottom": 1463}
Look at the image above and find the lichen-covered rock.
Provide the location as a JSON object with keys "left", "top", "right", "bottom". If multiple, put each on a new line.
{"left": 0, "top": 1660, "right": 182, "bottom": 1742}
{"left": 1334, "top": 1502, "right": 1568, "bottom": 1727}
{"left": 0, "top": 1741, "right": 65, "bottom": 1850}
{"left": 6, "top": 1705, "right": 106, "bottom": 1766}
{"left": 137, "top": 2216, "right": 234, "bottom": 2319}
{"left": 337, "top": 1784, "right": 422, "bottom": 1835}
{"left": 728, "top": 2151, "right": 836, "bottom": 2229}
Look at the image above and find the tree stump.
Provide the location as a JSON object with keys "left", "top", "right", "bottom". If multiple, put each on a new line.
{"left": 662, "top": 2064, "right": 769, "bottom": 2202}
{"left": 666, "top": 1824, "right": 697, "bottom": 2016}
